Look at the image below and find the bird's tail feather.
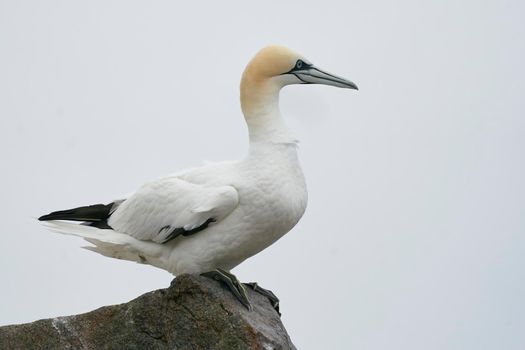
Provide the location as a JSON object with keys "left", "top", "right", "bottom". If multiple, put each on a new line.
{"left": 42, "top": 221, "right": 164, "bottom": 267}
{"left": 43, "top": 221, "right": 129, "bottom": 244}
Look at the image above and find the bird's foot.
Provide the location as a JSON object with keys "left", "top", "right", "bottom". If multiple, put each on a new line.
{"left": 244, "top": 282, "right": 281, "bottom": 316}
{"left": 201, "top": 268, "right": 252, "bottom": 311}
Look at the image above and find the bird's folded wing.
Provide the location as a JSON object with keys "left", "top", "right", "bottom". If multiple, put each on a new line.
{"left": 107, "top": 177, "right": 239, "bottom": 243}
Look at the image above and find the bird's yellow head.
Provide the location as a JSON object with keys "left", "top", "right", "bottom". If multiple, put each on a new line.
{"left": 243, "top": 45, "right": 304, "bottom": 81}
{"left": 240, "top": 45, "right": 357, "bottom": 116}
{"left": 242, "top": 45, "right": 358, "bottom": 89}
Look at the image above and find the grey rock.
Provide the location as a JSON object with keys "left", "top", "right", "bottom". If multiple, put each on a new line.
{"left": 0, "top": 274, "right": 296, "bottom": 350}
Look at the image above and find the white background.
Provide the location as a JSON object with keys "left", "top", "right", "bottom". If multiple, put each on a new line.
{"left": 1, "top": 1, "right": 524, "bottom": 349}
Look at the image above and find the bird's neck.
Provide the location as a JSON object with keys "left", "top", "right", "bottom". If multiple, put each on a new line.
{"left": 240, "top": 74, "right": 295, "bottom": 146}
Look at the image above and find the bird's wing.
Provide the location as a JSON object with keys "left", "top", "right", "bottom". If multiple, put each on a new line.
{"left": 107, "top": 177, "right": 239, "bottom": 243}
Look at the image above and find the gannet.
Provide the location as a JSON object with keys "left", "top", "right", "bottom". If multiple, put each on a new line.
{"left": 39, "top": 45, "right": 358, "bottom": 312}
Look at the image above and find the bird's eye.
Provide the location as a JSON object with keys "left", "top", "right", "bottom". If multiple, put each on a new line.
{"left": 296, "top": 60, "right": 303, "bottom": 69}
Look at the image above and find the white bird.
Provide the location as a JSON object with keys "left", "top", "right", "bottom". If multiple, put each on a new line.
{"left": 39, "top": 45, "right": 358, "bottom": 311}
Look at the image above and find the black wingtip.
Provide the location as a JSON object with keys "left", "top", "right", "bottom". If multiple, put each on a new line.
{"left": 38, "top": 212, "right": 67, "bottom": 221}
{"left": 38, "top": 214, "right": 52, "bottom": 221}
{"left": 38, "top": 203, "right": 114, "bottom": 223}
{"left": 38, "top": 208, "right": 81, "bottom": 222}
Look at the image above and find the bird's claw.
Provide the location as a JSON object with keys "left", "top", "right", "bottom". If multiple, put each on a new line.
{"left": 201, "top": 270, "right": 281, "bottom": 315}
{"left": 202, "top": 268, "right": 252, "bottom": 311}
{"left": 244, "top": 282, "right": 281, "bottom": 316}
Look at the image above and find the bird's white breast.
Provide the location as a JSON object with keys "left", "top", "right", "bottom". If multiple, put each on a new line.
{"left": 166, "top": 142, "right": 308, "bottom": 274}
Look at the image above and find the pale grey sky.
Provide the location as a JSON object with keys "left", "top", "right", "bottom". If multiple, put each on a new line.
{"left": 1, "top": 1, "right": 524, "bottom": 349}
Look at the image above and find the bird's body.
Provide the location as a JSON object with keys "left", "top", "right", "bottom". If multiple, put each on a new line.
{"left": 40, "top": 45, "right": 357, "bottom": 309}
{"left": 106, "top": 140, "right": 307, "bottom": 274}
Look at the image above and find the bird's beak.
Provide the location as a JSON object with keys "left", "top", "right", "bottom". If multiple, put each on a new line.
{"left": 292, "top": 66, "right": 358, "bottom": 90}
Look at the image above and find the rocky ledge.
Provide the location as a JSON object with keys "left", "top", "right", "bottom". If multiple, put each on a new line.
{"left": 0, "top": 274, "right": 296, "bottom": 350}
